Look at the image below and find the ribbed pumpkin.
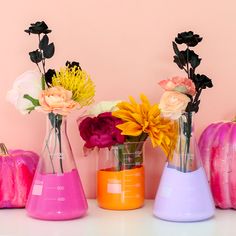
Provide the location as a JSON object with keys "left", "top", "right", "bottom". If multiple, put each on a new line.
{"left": 199, "top": 121, "right": 236, "bottom": 209}
{"left": 0, "top": 143, "right": 39, "bottom": 208}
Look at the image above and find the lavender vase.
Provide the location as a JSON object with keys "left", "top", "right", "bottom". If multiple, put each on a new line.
{"left": 153, "top": 112, "right": 215, "bottom": 222}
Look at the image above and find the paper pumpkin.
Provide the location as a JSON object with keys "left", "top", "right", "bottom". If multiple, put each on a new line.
{"left": 199, "top": 121, "right": 236, "bottom": 209}
{"left": 0, "top": 143, "right": 39, "bottom": 208}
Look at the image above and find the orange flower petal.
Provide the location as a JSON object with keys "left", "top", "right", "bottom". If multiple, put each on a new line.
{"left": 116, "top": 122, "right": 143, "bottom": 136}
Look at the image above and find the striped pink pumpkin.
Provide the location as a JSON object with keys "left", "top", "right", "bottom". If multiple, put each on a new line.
{"left": 0, "top": 145, "right": 39, "bottom": 208}
{"left": 199, "top": 121, "right": 236, "bottom": 209}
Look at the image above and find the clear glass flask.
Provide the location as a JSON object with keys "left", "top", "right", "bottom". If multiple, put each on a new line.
{"left": 26, "top": 113, "right": 88, "bottom": 220}
{"left": 153, "top": 112, "right": 215, "bottom": 222}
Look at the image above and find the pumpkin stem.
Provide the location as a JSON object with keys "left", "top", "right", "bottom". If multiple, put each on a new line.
{"left": 0, "top": 143, "right": 9, "bottom": 156}
{"left": 233, "top": 116, "right": 236, "bottom": 122}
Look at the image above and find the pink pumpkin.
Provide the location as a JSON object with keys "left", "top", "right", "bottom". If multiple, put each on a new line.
{"left": 199, "top": 121, "right": 236, "bottom": 209}
{"left": 0, "top": 143, "right": 39, "bottom": 208}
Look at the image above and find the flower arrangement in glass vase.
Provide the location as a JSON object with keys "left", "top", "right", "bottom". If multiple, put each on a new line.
{"left": 79, "top": 95, "right": 175, "bottom": 210}
{"left": 7, "top": 21, "right": 95, "bottom": 220}
{"left": 153, "top": 31, "right": 215, "bottom": 222}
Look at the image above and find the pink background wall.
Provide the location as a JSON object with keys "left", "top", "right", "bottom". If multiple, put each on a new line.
{"left": 0, "top": 0, "right": 235, "bottom": 198}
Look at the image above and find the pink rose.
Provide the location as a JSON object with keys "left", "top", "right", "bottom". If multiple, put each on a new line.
{"left": 78, "top": 112, "right": 125, "bottom": 149}
{"left": 159, "top": 76, "right": 196, "bottom": 96}
{"left": 39, "top": 86, "right": 77, "bottom": 115}
{"left": 159, "top": 91, "right": 190, "bottom": 120}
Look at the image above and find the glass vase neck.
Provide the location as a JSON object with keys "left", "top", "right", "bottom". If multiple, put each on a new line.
{"left": 168, "top": 111, "right": 201, "bottom": 172}
{"left": 40, "top": 113, "right": 74, "bottom": 174}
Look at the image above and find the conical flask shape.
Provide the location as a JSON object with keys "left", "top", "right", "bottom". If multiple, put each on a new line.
{"left": 26, "top": 113, "right": 88, "bottom": 220}
{"left": 153, "top": 112, "right": 215, "bottom": 222}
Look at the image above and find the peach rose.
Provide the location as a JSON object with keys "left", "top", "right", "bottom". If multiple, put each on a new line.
{"left": 39, "top": 86, "right": 77, "bottom": 115}
{"left": 159, "top": 76, "right": 196, "bottom": 96}
{"left": 159, "top": 91, "right": 190, "bottom": 120}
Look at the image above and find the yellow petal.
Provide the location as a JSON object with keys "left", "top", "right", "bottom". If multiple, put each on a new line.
{"left": 140, "top": 94, "right": 151, "bottom": 107}
{"left": 117, "top": 101, "right": 137, "bottom": 113}
{"left": 112, "top": 110, "right": 135, "bottom": 121}
{"left": 116, "top": 122, "right": 143, "bottom": 136}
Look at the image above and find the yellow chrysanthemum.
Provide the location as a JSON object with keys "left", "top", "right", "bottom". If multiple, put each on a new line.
{"left": 112, "top": 94, "right": 177, "bottom": 156}
{"left": 52, "top": 66, "right": 95, "bottom": 107}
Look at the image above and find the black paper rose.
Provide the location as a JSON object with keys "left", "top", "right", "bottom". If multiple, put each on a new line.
{"left": 175, "top": 31, "right": 202, "bottom": 47}
{"left": 172, "top": 30, "right": 213, "bottom": 113}
{"left": 66, "top": 61, "right": 82, "bottom": 70}
{"left": 25, "top": 21, "right": 51, "bottom": 35}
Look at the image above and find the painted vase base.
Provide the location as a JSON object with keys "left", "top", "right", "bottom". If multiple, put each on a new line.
{"left": 26, "top": 169, "right": 88, "bottom": 220}
{"left": 97, "top": 166, "right": 144, "bottom": 210}
{"left": 153, "top": 165, "right": 215, "bottom": 222}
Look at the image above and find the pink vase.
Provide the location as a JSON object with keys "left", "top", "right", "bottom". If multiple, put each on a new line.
{"left": 26, "top": 113, "right": 88, "bottom": 220}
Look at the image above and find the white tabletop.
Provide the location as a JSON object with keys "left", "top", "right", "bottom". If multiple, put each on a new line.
{"left": 0, "top": 200, "right": 235, "bottom": 236}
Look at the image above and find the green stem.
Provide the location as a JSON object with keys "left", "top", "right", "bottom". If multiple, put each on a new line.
{"left": 41, "top": 75, "right": 45, "bottom": 90}
{"left": 125, "top": 143, "right": 134, "bottom": 170}
{"left": 117, "top": 147, "right": 123, "bottom": 171}
{"left": 138, "top": 132, "right": 148, "bottom": 142}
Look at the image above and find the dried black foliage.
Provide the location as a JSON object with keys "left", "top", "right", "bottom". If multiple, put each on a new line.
{"left": 175, "top": 31, "right": 202, "bottom": 47}
{"left": 45, "top": 69, "right": 56, "bottom": 87}
{"left": 25, "top": 21, "right": 55, "bottom": 84}
{"left": 25, "top": 21, "right": 51, "bottom": 35}
{"left": 172, "top": 31, "right": 213, "bottom": 113}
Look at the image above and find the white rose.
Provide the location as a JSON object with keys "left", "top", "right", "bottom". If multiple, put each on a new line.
{"left": 89, "top": 100, "right": 121, "bottom": 116}
{"left": 6, "top": 70, "right": 42, "bottom": 114}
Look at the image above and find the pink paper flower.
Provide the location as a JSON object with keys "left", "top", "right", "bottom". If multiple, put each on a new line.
{"left": 159, "top": 91, "right": 190, "bottom": 120}
{"left": 78, "top": 112, "right": 125, "bottom": 149}
{"left": 159, "top": 76, "right": 196, "bottom": 96}
{"left": 38, "top": 86, "right": 77, "bottom": 115}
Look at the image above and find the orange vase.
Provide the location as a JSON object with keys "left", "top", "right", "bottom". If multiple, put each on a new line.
{"left": 96, "top": 142, "right": 145, "bottom": 210}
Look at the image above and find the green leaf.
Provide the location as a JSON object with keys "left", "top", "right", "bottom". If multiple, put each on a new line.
{"left": 26, "top": 106, "right": 36, "bottom": 114}
{"left": 23, "top": 94, "right": 40, "bottom": 106}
